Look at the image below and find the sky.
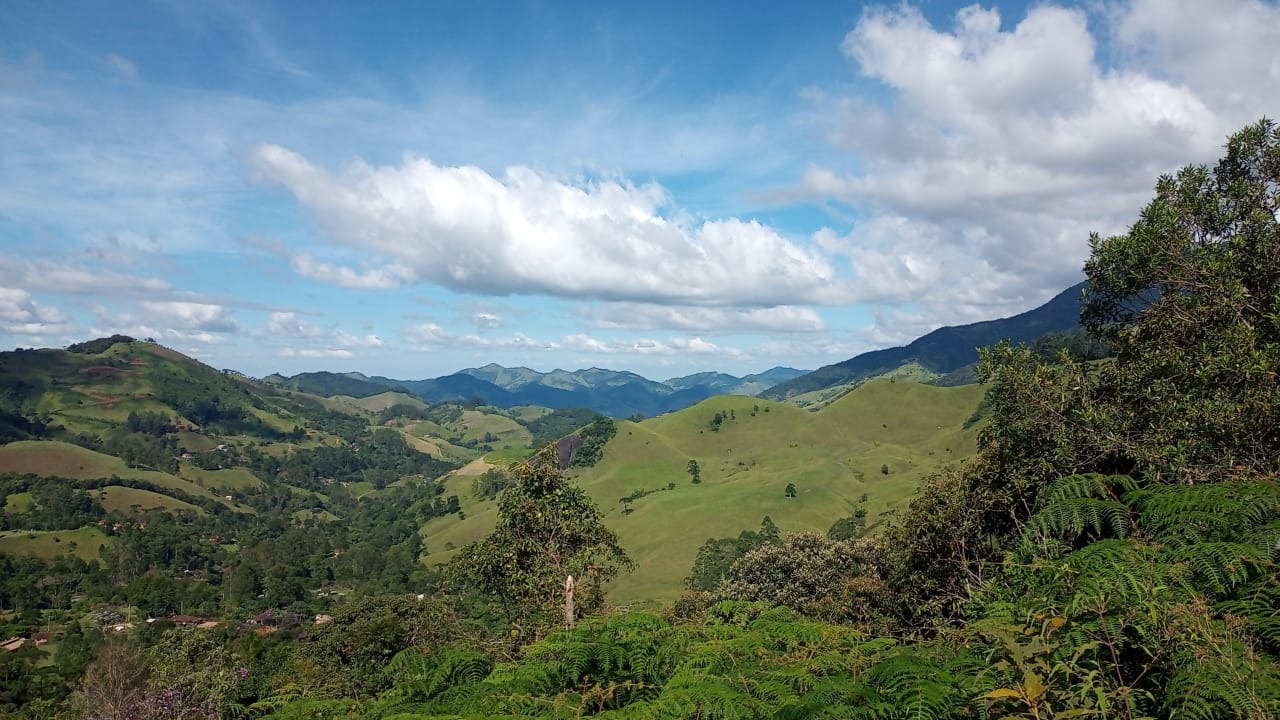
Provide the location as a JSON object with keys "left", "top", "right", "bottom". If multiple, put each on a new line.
{"left": 2, "top": 0, "right": 1277, "bottom": 381}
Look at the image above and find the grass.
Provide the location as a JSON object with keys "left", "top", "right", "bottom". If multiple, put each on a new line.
{"left": 2, "top": 491, "right": 36, "bottom": 512}
{"left": 178, "top": 465, "right": 265, "bottom": 491}
{"left": 0, "top": 441, "right": 250, "bottom": 513}
{"left": 94, "top": 486, "right": 203, "bottom": 515}
{"left": 401, "top": 422, "right": 489, "bottom": 463}
{"left": 483, "top": 447, "right": 534, "bottom": 465}
{"left": 347, "top": 392, "right": 427, "bottom": 413}
{"left": 510, "top": 405, "right": 553, "bottom": 422}
{"left": 291, "top": 508, "right": 340, "bottom": 523}
{"left": 0, "top": 527, "right": 110, "bottom": 562}
{"left": 175, "top": 431, "right": 220, "bottom": 452}
{"left": 457, "top": 410, "right": 532, "bottom": 445}
{"left": 420, "top": 379, "right": 985, "bottom": 606}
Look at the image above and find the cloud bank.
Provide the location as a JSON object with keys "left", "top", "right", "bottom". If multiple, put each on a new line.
{"left": 250, "top": 145, "right": 843, "bottom": 307}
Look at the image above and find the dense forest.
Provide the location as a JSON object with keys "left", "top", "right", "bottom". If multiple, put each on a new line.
{"left": 2, "top": 120, "right": 1279, "bottom": 718}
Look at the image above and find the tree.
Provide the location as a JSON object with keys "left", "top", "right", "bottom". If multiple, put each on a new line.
{"left": 880, "top": 464, "right": 889, "bottom": 475}
{"left": 827, "top": 507, "right": 867, "bottom": 541}
{"left": 725, "top": 531, "right": 885, "bottom": 624}
{"left": 69, "top": 642, "right": 149, "bottom": 720}
{"left": 1081, "top": 118, "right": 1280, "bottom": 484}
{"left": 684, "top": 517, "right": 780, "bottom": 592}
{"left": 447, "top": 445, "right": 632, "bottom": 630}
{"left": 686, "top": 459, "right": 700, "bottom": 484}
{"left": 784, "top": 482, "right": 797, "bottom": 498}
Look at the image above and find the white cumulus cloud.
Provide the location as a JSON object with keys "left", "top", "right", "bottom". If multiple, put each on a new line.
{"left": 251, "top": 144, "right": 844, "bottom": 307}
{"left": 0, "top": 288, "right": 72, "bottom": 335}
{"left": 803, "top": 0, "right": 1278, "bottom": 330}
{"left": 139, "top": 301, "right": 238, "bottom": 332}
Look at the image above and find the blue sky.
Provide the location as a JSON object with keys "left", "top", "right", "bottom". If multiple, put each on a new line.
{"left": 2, "top": 0, "right": 1277, "bottom": 380}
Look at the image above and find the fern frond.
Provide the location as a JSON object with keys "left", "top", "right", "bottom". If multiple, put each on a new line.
{"left": 1132, "top": 480, "right": 1280, "bottom": 543}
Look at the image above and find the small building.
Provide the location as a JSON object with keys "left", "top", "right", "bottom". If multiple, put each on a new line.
{"left": 313, "top": 614, "right": 333, "bottom": 625}
{"left": 171, "top": 614, "right": 205, "bottom": 626}
{"left": 32, "top": 632, "right": 53, "bottom": 646}
{"left": 1, "top": 637, "right": 24, "bottom": 652}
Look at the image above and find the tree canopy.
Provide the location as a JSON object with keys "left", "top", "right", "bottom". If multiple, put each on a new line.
{"left": 446, "top": 445, "right": 632, "bottom": 630}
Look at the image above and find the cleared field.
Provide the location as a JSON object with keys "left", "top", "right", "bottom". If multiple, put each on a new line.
{"left": 0, "top": 527, "right": 110, "bottom": 562}
{"left": 179, "top": 465, "right": 265, "bottom": 491}
{"left": 509, "top": 405, "right": 553, "bottom": 422}
{"left": 291, "top": 508, "right": 339, "bottom": 523}
{"left": 482, "top": 447, "right": 534, "bottom": 465}
{"left": 176, "top": 431, "right": 220, "bottom": 452}
{"left": 421, "top": 379, "right": 985, "bottom": 607}
{"left": 347, "top": 392, "right": 427, "bottom": 413}
{"left": 0, "top": 441, "right": 249, "bottom": 513}
{"left": 2, "top": 491, "right": 36, "bottom": 512}
{"left": 95, "top": 486, "right": 203, "bottom": 515}
{"left": 456, "top": 410, "right": 532, "bottom": 445}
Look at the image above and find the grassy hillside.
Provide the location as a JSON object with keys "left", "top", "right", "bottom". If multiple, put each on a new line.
{"left": 422, "top": 379, "right": 984, "bottom": 606}
{"left": 95, "top": 485, "right": 203, "bottom": 515}
{"left": 0, "top": 441, "right": 247, "bottom": 512}
{"left": 0, "top": 527, "right": 110, "bottom": 562}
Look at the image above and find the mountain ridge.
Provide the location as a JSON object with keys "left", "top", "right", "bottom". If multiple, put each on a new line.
{"left": 761, "top": 281, "right": 1088, "bottom": 400}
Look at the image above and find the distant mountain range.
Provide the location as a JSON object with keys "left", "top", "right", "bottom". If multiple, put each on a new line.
{"left": 263, "top": 366, "right": 809, "bottom": 418}
{"left": 264, "top": 280, "right": 1091, "bottom": 416}
{"left": 761, "top": 281, "right": 1088, "bottom": 400}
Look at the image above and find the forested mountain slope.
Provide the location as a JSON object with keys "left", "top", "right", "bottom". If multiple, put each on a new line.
{"left": 763, "top": 281, "right": 1087, "bottom": 400}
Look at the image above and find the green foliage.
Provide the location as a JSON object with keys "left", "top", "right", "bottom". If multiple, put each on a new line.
{"left": 1082, "top": 118, "right": 1280, "bottom": 483}
{"left": 826, "top": 506, "right": 867, "bottom": 541}
{"left": 526, "top": 408, "right": 604, "bottom": 447}
{"left": 470, "top": 466, "right": 513, "bottom": 500}
{"left": 684, "top": 517, "right": 779, "bottom": 593}
{"left": 724, "top": 531, "right": 886, "bottom": 625}
{"left": 446, "top": 446, "right": 632, "bottom": 630}
{"left": 66, "top": 335, "right": 135, "bottom": 355}
{"left": 568, "top": 417, "right": 616, "bottom": 468}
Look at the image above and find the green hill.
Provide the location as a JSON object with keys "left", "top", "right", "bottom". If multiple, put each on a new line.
{"left": 422, "top": 379, "right": 985, "bottom": 606}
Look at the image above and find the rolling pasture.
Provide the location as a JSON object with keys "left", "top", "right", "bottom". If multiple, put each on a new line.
{"left": 421, "top": 378, "right": 984, "bottom": 606}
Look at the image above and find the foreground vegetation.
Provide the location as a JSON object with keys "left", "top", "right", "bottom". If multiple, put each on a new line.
{"left": 2, "top": 120, "right": 1279, "bottom": 718}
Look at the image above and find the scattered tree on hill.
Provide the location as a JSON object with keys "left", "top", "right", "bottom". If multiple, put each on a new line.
{"left": 471, "top": 466, "right": 513, "bottom": 500}
{"left": 827, "top": 506, "right": 868, "bottom": 541}
{"left": 686, "top": 459, "right": 700, "bottom": 484}
{"left": 880, "top": 464, "right": 889, "bottom": 475}
{"left": 446, "top": 445, "right": 632, "bottom": 629}
{"left": 684, "top": 517, "right": 780, "bottom": 592}
{"left": 784, "top": 482, "right": 797, "bottom": 498}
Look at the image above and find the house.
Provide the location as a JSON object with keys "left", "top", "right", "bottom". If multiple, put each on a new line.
{"left": 249, "top": 610, "right": 276, "bottom": 627}
{"left": 32, "top": 632, "right": 53, "bottom": 646}
{"left": 197, "top": 621, "right": 221, "bottom": 630}
{"left": 170, "top": 614, "right": 205, "bottom": 626}
{"left": 313, "top": 614, "right": 333, "bottom": 625}
{"left": 1, "top": 637, "right": 24, "bottom": 652}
